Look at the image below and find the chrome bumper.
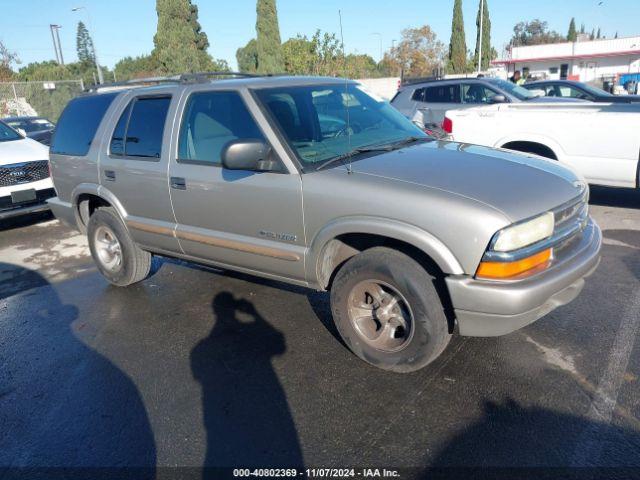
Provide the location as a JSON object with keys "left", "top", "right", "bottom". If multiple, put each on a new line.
{"left": 446, "top": 219, "right": 602, "bottom": 337}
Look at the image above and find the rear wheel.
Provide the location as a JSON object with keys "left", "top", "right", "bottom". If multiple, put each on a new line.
{"left": 87, "top": 207, "right": 151, "bottom": 286}
{"left": 330, "top": 247, "right": 451, "bottom": 372}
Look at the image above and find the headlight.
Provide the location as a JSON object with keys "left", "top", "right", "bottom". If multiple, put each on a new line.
{"left": 493, "top": 212, "right": 554, "bottom": 252}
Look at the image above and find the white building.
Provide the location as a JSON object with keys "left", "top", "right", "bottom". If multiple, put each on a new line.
{"left": 493, "top": 35, "right": 640, "bottom": 85}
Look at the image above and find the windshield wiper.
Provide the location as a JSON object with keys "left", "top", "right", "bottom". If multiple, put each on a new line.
{"left": 315, "top": 137, "right": 430, "bottom": 171}
{"left": 315, "top": 145, "right": 394, "bottom": 171}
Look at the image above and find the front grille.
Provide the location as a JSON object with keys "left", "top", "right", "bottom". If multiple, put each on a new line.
{"left": 0, "top": 160, "right": 50, "bottom": 188}
{"left": 554, "top": 194, "right": 589, "bottom": 233}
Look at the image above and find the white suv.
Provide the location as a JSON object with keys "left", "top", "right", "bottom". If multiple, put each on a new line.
{"left": 0, "top": 120, "right": 54, "bottom": 220}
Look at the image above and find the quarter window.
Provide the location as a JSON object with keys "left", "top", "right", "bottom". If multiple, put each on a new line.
{"left": 411, "top": 88, "right": 425, "bottom": 102}
{"left": 178, "top": 91, "right": 264, "bottom": 165}
{"left": 51, "top": 93, "right": 118, "bottom": 156}
{"left": 424, "top": 85, "right": 460, "bottom": 103}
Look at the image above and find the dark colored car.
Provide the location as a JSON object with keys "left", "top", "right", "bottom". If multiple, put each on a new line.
{"left": 2, "top": 116, "right": 56, "bottom": 145}
{"left": 524, "top": 80, "right": 640, "bottom": 103}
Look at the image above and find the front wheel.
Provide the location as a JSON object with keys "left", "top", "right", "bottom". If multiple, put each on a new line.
{"left": 330, "top": 247, "right": 451, "bottom": 373}
{"left": 87, "top": 207, "right": 151, "bottom": 286}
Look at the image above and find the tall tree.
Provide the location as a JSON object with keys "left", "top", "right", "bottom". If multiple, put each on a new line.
{"left": 0, "top": 41, "right": 19, "bottom": 81}
{"left": 255, "top": 0, "right": 284, "bottom": 74}
{"left": 236, "top": 39, "right": 259, "bottom": 73}
{"left": 448, "top": 0, "right": 467, "bottom": 73}
{"left": 590, "top": 28, "right": 595, "bottom": 40}
{"left": 596, "top": 28, "right": 601, "bottom": 39}
{"left": 510, "top": 19, "right": 565, "bottom": 46}
{"left": 76, "top": 21, "right": 95, "bottom": 64}
{"left": 567, "top": 18, "right": 577, "bottom": 42}
{"left": 388, "top": 25, "right": 445, "bottom": 78}
{"left": 473, "top": 0, "right": 491, "bottom": 71}
{"left": 580, "top": 23, "right": 586, "bottom": 34}
{"left": 152, "top": 0, "right": 215, "bottom": 74}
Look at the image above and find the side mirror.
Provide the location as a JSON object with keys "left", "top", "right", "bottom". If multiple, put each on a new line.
{"left": 490, "top": 94, "right": 507, "bottom": 104}
{"left": 17, "top": 128, "right": 27, "bottom": 137}
{"left": 221, "top": 139, "right": 280, "bottom": 172}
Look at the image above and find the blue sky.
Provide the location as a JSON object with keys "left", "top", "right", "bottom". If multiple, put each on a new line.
{"left": 1, "top": 0, "right": 639, "bottom": 72}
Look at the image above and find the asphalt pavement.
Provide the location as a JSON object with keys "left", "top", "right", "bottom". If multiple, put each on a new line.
{"left": 0, "top": 186, "right": 639, "bottom": 479}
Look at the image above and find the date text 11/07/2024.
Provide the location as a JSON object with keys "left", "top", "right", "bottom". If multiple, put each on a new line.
{"left": 232, "top": 468, "right": 401, "bottom": 478}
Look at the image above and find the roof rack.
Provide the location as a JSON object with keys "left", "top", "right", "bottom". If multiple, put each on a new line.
{"left": 84, "top": 71, "right": 263, "bottom": 92}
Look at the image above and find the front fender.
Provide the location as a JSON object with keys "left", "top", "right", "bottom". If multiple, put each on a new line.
{"left": 306, "top": 216, "right": 465, "bottom": 288}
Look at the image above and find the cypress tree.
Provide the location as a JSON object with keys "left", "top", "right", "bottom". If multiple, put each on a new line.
{"left": 596, "top": 28, "right": 601, "bottom": 39}
{"left": 237, "top": 39, "right": 259, "bottom": 73}
{"left": 473, "top": 0, "right": 491, "bottom": 71}
{"left": 567, "top": 18, "right": 577, "bottom": 42}
{"left": 448, "top": 0, "right": 467, "bottom": 73}
{"left": 152, "top": 0, "right": 214, "bottom": 74}
{"left": 255, "top": 0, "right": 284, "bottom": 74}
{"left": 76, "top": 21, "right": 95, "bottom": 64}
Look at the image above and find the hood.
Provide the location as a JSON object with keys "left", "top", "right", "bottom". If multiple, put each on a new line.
{"left": 0, "top": 137, "right": 49, "bottom": 166}
{"left": 350, "top": 140, "right": 584, "bottom": 222}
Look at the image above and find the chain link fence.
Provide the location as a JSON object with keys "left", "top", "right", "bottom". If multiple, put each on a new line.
{"left": 0, "top": 80, "right": 85, "bottom": 122}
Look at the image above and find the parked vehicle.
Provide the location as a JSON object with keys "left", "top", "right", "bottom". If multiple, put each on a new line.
{"left": 523, "top": 80, "right": 640, "bottom": 103}
{"left": 443, "top": 102, "right": 640, "bottom": 188}
{"left": 391, "top": 77, "right": 584, "bottom": 127}
{"left": 2, "top": 116, "right": 56, "bottom": 145}
{"left": 0, "top": 120, "right": 55, "bottom": 220}
{"left": 48, "top": 74, "right": 601, "bottom": 372}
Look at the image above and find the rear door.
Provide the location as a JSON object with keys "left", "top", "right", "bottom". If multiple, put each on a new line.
{"left": 415, "top": 83, "right": 461, "bottom": 125}
{"left": 167, "top": 88, "right": 306, "bottom": 282}
{"left": 99, "top": 90, "right": 181, "bottom": 254}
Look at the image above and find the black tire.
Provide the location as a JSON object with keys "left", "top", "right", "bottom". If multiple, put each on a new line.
{"left": 330, "top": 247, "right": 450, "bottom": 373}
{"left": 87, "top": 206, "right": 151, "bottom": 286}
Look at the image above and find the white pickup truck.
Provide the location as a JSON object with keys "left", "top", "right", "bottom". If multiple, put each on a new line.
{"left": 443, "top": 103, "right": 640, "bottom": 188}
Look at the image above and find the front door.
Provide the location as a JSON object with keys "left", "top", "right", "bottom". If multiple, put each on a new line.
{"left": 168, "top": 89, "right": 306, "bottom": 282}
{"left": 99, "top": 91, "right": 181, "bottom": 253}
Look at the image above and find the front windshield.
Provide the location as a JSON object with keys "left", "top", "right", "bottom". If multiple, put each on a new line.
{"left": 0, "top": 121, "right": 22, "bottom": 142}
{"left": 254, "top": 84, "right": 427, "bottom": 168}
{"left": 580, "top": 83, "right": 613, "bottom": 97}
{"left": 487, "top": 78, "right": 537, "bottom": 100}
{"left": 7, "top": 118, "right": 54, "bottom": 133}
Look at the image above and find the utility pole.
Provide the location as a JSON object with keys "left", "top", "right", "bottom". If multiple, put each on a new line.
{"left": 372, "top": 32, "right": 382, "bottom": 63}
{"left": 55, "top": 25, "right": 64, "bottom": 65}
{"left": 72, "top": 6, "right": 103, "bottom": 84}
{"left": 477, "top": 0, "right": 484, "bottom": 73}
{"left": 50, "top": 24, "right": 63, "bottom": 64}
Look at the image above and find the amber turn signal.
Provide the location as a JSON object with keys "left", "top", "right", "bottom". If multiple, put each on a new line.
{"left": 476, "top": 248, "right": 552, "bottom": 280}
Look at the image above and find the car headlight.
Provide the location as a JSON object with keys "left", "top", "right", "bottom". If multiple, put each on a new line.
{"left": 493, "top": 212, "right": 554, "bottom": 252}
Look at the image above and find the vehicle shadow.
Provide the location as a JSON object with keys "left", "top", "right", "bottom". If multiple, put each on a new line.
{"left": 0, "top": 210, "right": 53, "bottom": 231}
{"left": 428, "top": 398, "right": 640, "bottom": 478}
{"left": 0, "top": 262, "right": 156, "bottom": 477}
{"left": 191, "top": 291, "right": 304, "bottom": 473}
{"left": 589, "top": 185, "right": 640, "bottom": 209}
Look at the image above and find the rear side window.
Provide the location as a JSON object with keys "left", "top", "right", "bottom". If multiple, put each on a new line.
{"left": 110, "top": 96, "right": 171, "bottom": 159}
{"left": 424, "top": 85, "right": 460, "bottom": 103}
{"left": 50, "top": 93, "right": 118, "bottom": 156}
{"left": 178, "top": 91, "right": 263, "bottom": 165}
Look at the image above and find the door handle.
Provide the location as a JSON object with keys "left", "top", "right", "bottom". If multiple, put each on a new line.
{"left": 170, "top": 177, "right": 186, "bottom": 190}
{"left": 104, "top": 170, "right": 116, "bottom": 181}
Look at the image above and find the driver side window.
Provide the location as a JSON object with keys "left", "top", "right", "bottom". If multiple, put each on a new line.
{"left": 177, "top": 91, "right": 264, "bottom": 166}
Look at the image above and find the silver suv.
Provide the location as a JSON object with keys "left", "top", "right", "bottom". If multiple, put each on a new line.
{"left": 48, "top": 74, "right": 601, "bottom": 372}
